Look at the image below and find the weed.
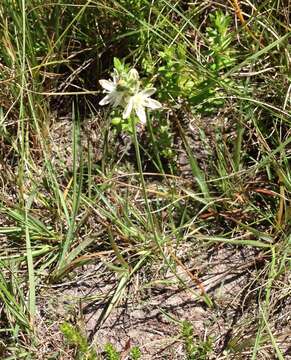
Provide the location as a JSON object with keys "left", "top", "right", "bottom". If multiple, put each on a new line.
{"left": 103, "top": 343, "right": 120, "bottom": 360}
{"left": 181, "top": 321, "right": 213, "bottom": 360}
{"left": 60, "top": 322, "right": 98, "bottom": 360}
{"left": 130, "top": 346, "right": 142, "bottom": 360}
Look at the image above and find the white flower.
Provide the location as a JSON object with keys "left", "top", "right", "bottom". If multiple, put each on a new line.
{"left": 99, "top": 68, "right": 141, "bottom": 108}
{"left": 98, "top": 70, "right": 125, "bottom": 107}
{"left": 122, "top": 88, "right": 162, "bottom": 124}
{"left": 99, "top": 67, "right": 162, "bottom": 124}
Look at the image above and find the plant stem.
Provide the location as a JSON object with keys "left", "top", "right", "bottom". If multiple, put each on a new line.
{"left": 131, "top": 117, "right": 157, "bottom": 239}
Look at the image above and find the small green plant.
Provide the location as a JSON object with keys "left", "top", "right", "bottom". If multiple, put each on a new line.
{"left": 103, "top": 343, "right": 142, "bottom": 360}
{"left": 149, "top": 114, "right": 176, "bottom": 161}
{"left": 143, "top": 10, "right": 237, "bottom": 115}
{"left": 196, "top": 10, "right": 237, "bottom": 114}
{"left": 156, "top": 44, "right": 194, "bottom": 101}
{"left": 103, "top": 343, "right": 120, "bottom": 360}
{"left": 181, "top": 321, "right": 213, "bottom": 360}
{"left": 206, "top": 10, "right": 236, "bottom": 72}
{"left": 102, "top": 342, "right": 142, "bottom": 360}
{"left": 60, "top": 322, "right": 97, "bottom": 360}
{"left": 130, "top": 346, "right": 142, "bottom": 360}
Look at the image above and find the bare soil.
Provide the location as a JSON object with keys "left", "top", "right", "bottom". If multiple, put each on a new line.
{"left": 36, "top": 245, "right": 291, "bottom": 359}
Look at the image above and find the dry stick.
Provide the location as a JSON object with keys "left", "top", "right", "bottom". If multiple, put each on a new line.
{"left": 276, "top": 175, "right": 286, "bottom": 229}
{"left": 230, "top": 0, "right": 263, "bottom": 46}
{"left": 170, "top": 251, "right": 206, "bottom": 296}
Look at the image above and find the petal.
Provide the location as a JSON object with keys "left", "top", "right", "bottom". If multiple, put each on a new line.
{"left": 99, "top": 79, "right": 116, "bottom": 92}
{"left": 128, "top": 68, "right": 139, "bottom": 82}
{"left": 112, "top": 91, "right": 124, "bottom": 107}
{"left": 143, "top": 98, "right": 162, "bottom": 110}
{"left": 140, "top": 88, "right": 156, "bottom": 97}
{"left": 99, "top": 94, "right": 112, "bottom": 106}
{"left": 135, "top": 105, "right": 146, "bottom": 124}
{"left": 113, "top": 69, "right": 119, "bottom": 83}
{"left": 123, "top": 97, "right": 134, "bottom": 119}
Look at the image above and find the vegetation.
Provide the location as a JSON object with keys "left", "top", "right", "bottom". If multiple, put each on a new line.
{"left": 0, "top": 0, "right": 290, "bottom": 359}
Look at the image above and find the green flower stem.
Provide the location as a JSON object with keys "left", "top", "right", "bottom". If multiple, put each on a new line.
{"left": 131, "top": 116, "right": 157, "bottom": 239}
{"left": 131, "top": 115, "right": 213, "bottom": 308}
{"left": 146, "top": 116, "right": 166, "bottom": 176}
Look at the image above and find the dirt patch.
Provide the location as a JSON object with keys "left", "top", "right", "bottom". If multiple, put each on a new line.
{"left": 35, "top": 245, "right": 290, "bottom": 359}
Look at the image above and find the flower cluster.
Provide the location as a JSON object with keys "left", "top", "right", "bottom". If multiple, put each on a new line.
{"left": 99, "top": 64, "right": 161, "bottom": 125}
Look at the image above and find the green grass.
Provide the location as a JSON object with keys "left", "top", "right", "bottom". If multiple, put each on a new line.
{"left": 0, "top": 0, "right": 290, "bottom": 359}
